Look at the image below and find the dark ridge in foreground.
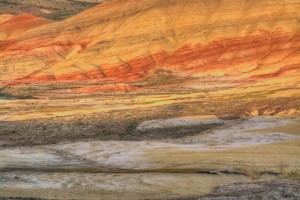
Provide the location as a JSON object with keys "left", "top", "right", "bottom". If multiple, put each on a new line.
{"left": 178, "top": 181, "right": 300, "bottom": 200}
{"left": 0, "top": 198, "right": 46, "bottom": 200}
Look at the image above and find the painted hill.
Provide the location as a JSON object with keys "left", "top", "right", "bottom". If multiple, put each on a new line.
{"left": 0, "top": 14, "right": 52, "bottom": 40}
{"left": 0, "top": 0, "right": 300, "bottom": 89}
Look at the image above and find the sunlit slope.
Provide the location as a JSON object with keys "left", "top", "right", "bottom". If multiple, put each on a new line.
{"left": 0, "top": 0, "right": 299, "bottom": 87}
{"left": 0, "top": 14, "right": 52, "bottom": 40}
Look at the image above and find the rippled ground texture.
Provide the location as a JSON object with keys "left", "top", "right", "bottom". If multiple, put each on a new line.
{"left": 0, "top": 86, "right": 300, "bottom": 199}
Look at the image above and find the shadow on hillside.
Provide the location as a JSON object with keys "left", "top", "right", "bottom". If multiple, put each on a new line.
{"left": 0, "top": 93, "right": 37, "bottom": 100}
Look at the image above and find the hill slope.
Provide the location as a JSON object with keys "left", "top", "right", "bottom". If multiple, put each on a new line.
{"left": 0, "top": 0, "right": 300, "bottom": 90}
{"left": 0, "top": 0, "right": 108, "bottom": 20}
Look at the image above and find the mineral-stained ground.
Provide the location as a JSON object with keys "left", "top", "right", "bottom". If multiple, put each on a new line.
{"left": 0, "top": 0, "right": 300, "bottom": 199}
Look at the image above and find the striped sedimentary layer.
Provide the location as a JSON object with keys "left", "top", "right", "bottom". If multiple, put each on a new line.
{"left": 0, "top": 0, "right": 299, "bottom": 87}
